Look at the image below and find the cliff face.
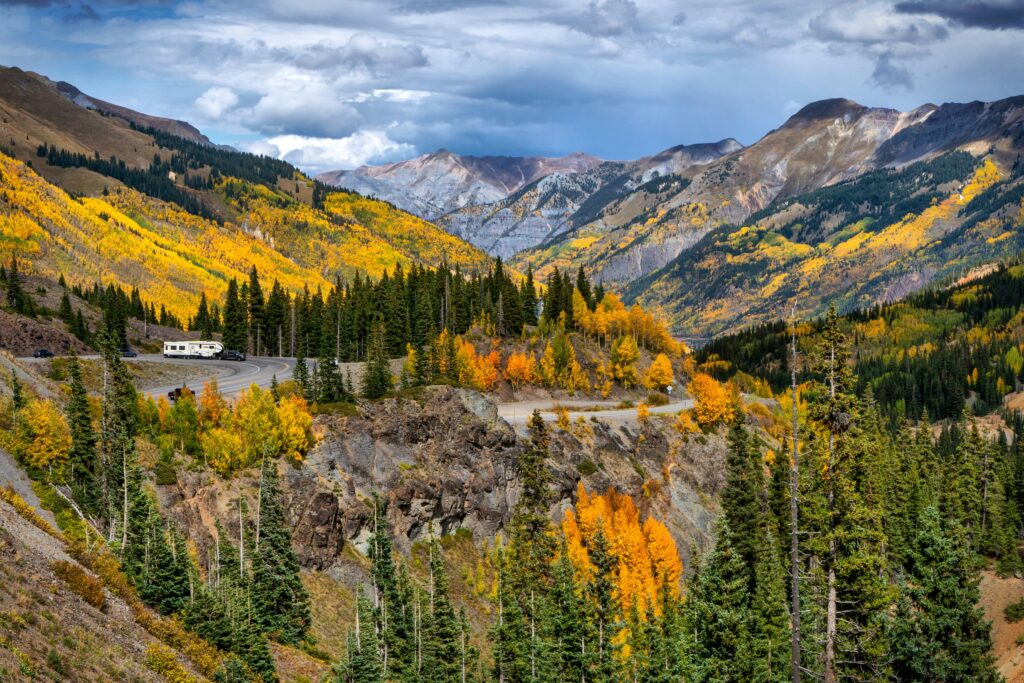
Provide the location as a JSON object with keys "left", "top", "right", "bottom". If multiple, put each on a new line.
{"left": 160, "top": 386, "right": 727, "bottom": 574}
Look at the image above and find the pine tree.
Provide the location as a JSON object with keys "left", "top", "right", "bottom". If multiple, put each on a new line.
{"left": 336, "top": 589, "right": 384, "bottom": 683}
{"left": 421, "top": 539, "right": 461, "bottom": 683}
{"left": 685, "top": 519, "right": 752, "bottom": 683}
{"left": 362, "top": 319, "right": 393, "bottom": 399}
{"left": 251, "top": 458, "right": 312, "bottom": 645}
{"left": 890, "top": 507, "right": 1001, "bottom": 682}
{"left": 65, "top": 356, "right": 100, "bottom": 515}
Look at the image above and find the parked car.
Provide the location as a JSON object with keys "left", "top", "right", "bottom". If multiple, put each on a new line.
{"left": 32, "top": 349, "right": 54, "bottom": 358}
{"left": 219, "top": 349, "right": 246, "bottom": 361}
{"left": 121, "top": 347, "right": 138, "bottom": 358}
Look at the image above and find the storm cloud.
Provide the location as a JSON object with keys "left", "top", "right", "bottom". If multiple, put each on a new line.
{"left": 4, "top": 0, "right": 1023, "bottom": 173}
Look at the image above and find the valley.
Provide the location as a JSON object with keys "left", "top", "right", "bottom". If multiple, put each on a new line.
{"left": 2, "top": 45, "right": 1024, "bottom": 683}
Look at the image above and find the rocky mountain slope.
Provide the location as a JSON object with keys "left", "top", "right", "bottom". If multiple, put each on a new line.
{"left": 52, "top": 78, "right": 213, "bottom": 147}
{"left": 507, "top": 96, "right": 1024, "bottom": 335}
{"left": 317, "top": 149, "right": 603, "bottom": 218}
{"left": 161, "top": 386, "right": 723, "bottom": 575}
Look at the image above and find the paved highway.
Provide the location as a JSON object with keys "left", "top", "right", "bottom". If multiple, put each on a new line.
{"left": 498, "top": 398, "right": 694, "bottom": 425}
{"left": 137, "top": 355, "right": 295, "bottom": 399}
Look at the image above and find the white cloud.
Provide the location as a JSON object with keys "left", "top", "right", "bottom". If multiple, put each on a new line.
{"left": 247, "top": 129, "right": 416, "bottom": 172}
{"left": 194, "top": 86, "right": 239, "bottom": 119}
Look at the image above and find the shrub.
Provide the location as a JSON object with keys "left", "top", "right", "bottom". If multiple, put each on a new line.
{"left": 577, "top": 459, "right": 598, "bottom": 476}
{"left": 1005, "top": 598, "right": 1024, "bottom": 622}
{"left": 145, "top": 643, "right": 198, "bottom": 683}
{"left": 51, "top": 560, "right": 105, "bottom": 611}
{"left": 646, "top": 392, "right": 670, "bottom": 407}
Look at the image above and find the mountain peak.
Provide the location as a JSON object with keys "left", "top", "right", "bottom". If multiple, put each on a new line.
{"left": 787, "top": 98, "right": 867, "bottom": 124}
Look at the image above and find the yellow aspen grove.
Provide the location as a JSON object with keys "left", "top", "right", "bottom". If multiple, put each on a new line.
{"left": 562, "top": 484, "right": 682, "bottom": 614}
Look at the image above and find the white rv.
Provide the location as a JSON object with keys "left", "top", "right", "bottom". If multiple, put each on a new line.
{"left": 163, "top": 340, "right": 224, "bottom": 359}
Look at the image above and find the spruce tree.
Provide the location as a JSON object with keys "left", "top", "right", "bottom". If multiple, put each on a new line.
{"left": 890, "top": 507, "right": 1001, "bottom": 682}
{"left": 722, "top": 423, "right": 764, "bottom": 590}
{"left": 585, "top": 526, "right": 621, "bottom": 683}
{"left": 362, "top": 319, "right": 393, "bottom": 399}
{"left": 522, "top": 266, "right": 538, "bottom": 326}
{"left": 336, "top": 589, "right": 384, "bottom": 683}
{"left": 251, "top": 458, "right": 312, "bottom": 645}
{"left": 65, "top": 356, "right": 99, "bottom": 515}
{"left": 685, "top": 519, "right": 751, "bottom": 683}
{"left": 749, "top": 528, "right": 790, "bottom": 683}
{"left": 421, "top": 539, "right": 461, "bottom": 683}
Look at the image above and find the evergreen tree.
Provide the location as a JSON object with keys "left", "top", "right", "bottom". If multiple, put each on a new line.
{"left": 293, "top": 354, "right": 310, "bottom": 399}
{"left": 685, "top": 519, "right": 751, "bottom": 683}
{"left": 65, "top": 356, "right": 100, "bottom": 515}
{"left": 367, "top": 497, "right": 414, "bottom": 680}
{"left": 575, "top": 266, "right": 593, "bottom": 311}
{"left": 251, "top": 458, "right": 312, "bottom": 645}
{"left": 421, "top": 539, "right": 461, "bottom": 683}
{"left": 890, "top": 507, "right": 1001, "bottom": 682}
{"left": 722, "top": 423, "right": 764, "bottom": 590}
{"left": 336, "top": 589, "right": 384, "bottom": 683}
{"left": 223, "top": 278, "right": 248, "bottom": 351}
{"left": 362, "top": 319, "right": 394, "bottom": 399}
{"left": 522, "top": 266, "right": 538, "bottom": 326}
{"left": 248, "top": 266, "right": 265, "bottom": 355}
{"left": 749, "top": 528, "right": 790, "bottom": 683}
{"left": 584, "top": 526, "right": 621, "bottom": 683}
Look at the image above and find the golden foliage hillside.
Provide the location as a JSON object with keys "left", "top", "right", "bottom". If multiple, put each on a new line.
{"left": 0, "top": 152, "right": 490, "bottom": 320}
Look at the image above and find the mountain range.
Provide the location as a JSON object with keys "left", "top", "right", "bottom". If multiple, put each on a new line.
{"left": 4, "top": 60, "right": 1024, "bottom": 338}
{"left": 320, "top": 95, "right": 1024, "bottom": 336}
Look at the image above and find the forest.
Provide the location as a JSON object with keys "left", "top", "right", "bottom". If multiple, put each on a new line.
{"left": 1, "top": 301, "right": 1017, "bottom": 681}
{"left": 698, "top": 259, "right": 1024, "bottom": 424}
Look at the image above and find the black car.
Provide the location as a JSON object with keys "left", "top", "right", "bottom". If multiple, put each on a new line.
{"left": 121, "top": 348, "right": 138, "bottom": 358}
{"left": 219, "top": 349, "right": 246, "bottom": 361}
{"left": 32, "top": 349, "right": 54, "bottom": 358}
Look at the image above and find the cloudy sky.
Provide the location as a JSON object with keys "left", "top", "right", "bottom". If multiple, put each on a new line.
{"left": 1, "top": 0, "right": 1023, "bottom": 172}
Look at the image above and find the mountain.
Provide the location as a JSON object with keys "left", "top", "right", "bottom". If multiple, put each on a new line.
{"left": 510, "top": 95, "right": 1024, "bottom": 335}
{"left": 0, "top": 65, "right": 491, "bottom": 320}
{"left": 318, "top": 140, "right": 742, "bottom": 259}
{"left": 316, "top": 148, "right": 603, "bottom": 218}
{"left": 51, "top": 78, "right": 213, "bottom": 146}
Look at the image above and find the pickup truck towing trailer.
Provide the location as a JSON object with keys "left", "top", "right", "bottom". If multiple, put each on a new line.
{"left": 163, "top": 340, "right": 224, "bottom": 359}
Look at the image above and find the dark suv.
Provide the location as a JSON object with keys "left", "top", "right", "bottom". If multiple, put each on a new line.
{"left": 219, "top": 349, "right": 246, "bottom": 361}
{"left": 32, "top": 349, "right": 54, "bottom": 358}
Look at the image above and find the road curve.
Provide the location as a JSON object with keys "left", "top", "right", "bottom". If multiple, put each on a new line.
{"left": 498, "top": 398, "right": 694, "bottom": 426}
{"left": 136, "top": 355, "right": 295, "bottom": 400}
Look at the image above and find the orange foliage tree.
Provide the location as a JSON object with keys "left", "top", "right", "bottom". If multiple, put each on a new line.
{"left": 688, "top": 372, "right": 735, "bottom": 428}
{"left": 561, "top": 484, "right": 682, "bottom": 614}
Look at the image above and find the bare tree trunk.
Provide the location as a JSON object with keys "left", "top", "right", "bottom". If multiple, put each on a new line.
{"left": 789, "top": 312, "right": 802, "bottom": 683}
{"left": 121, "top": 443, "right": 128, "bottom": 550}
{"left": 823, "top": 344, "right": 838, "bottom": 683}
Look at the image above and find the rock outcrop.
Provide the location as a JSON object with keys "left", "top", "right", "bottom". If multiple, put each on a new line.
{"left": 161, "top": 386, "right": 727, "bottom": 573}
